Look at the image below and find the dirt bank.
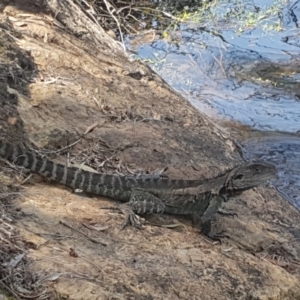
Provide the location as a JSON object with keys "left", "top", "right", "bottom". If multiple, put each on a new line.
{"left": 0, "top": 1, "right": 299, "bottom": 299}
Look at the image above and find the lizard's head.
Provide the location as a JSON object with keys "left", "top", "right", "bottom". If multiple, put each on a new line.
{"left": 225, "top": 162, "right": 277, "bottom": 192}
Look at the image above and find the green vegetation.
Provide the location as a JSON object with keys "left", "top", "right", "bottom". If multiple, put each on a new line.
{"left": 83, "top": 0, "right": 286, "bottom": 48}
{"left": 179, "top": 0, "right": 285, "bottom": 33}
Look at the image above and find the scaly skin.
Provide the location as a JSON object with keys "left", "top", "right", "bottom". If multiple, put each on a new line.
{"left": 0, "top": 140, "right": 276, "bottom": 238}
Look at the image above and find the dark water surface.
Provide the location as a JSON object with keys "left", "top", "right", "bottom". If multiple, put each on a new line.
{"left": 240, "top": 133, "right": 300, "bottom": 208}
{"left": 127, "top": 0, "right": 300, "bottom": 208}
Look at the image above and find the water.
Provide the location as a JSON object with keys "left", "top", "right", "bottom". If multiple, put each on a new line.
{"left": 241, "top": 134, "right": 300, "bottom": 207}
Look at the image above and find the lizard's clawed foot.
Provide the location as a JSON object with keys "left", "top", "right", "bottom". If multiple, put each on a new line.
{"left": 119, "top": 204, "right": 145, "bottom": 229}
{"left": 101, "top": 205, "right": 145, "bottom": 229}
{"left": 217, "top": 208, "right": 238, "bottom": 218}
{"left": 201, "top": 220, "right": 230, "bottom": 244}
{"left": 207, "top": 231, "right": 230, "bottom": 244}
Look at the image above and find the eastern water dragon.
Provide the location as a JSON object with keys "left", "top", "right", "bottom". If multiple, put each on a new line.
{"left": 0, "top": 140, "right": 276, "bottom": 238}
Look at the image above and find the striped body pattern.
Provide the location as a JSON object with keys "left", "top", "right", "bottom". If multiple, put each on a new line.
{"left": 0, "top": 141, "right": 208, "bottom": 201}
{"left": 0, "top": 140, "right": 276, "bottom": 232}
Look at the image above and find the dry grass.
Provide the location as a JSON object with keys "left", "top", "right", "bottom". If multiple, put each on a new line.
{"left": 0, "top": 172, "right": 51, "bottom": 299}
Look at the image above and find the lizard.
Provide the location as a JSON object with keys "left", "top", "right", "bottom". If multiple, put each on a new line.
{"left": 0, "top": 140, "right": 276, "bottom": 238}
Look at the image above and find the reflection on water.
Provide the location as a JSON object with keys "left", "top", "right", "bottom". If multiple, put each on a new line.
{"left": 192, "top": 92, "right": 300, "bottom": 133}
{"left": 132, "top": 29, "right": 300, "bottom": 134}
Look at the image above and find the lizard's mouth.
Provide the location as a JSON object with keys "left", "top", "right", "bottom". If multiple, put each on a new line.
{"left": 224, "top": 185, "right": 255, "bottom": 194}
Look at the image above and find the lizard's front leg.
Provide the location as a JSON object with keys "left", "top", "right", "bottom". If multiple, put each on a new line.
{"left": 120, "top": 190, "right": 166, "bottom": 229}
{"left": 198, "top": 195, "right": 230, "bottom": 241}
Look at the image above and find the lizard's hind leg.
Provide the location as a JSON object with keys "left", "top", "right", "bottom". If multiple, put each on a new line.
{"left": 118, "top": 190, "right": 166, "bottom": 229}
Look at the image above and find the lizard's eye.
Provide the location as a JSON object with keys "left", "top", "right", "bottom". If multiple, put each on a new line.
{"left": 234, "top": 174, "right": 243, "bottom": 180}
{"left": 255, "top": 167, "right": 261, "bottom": 172}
